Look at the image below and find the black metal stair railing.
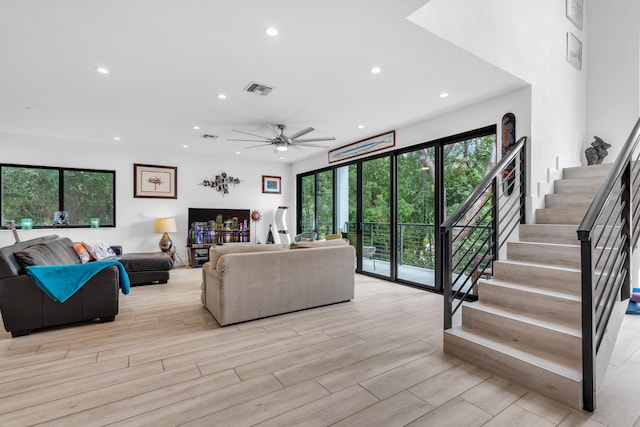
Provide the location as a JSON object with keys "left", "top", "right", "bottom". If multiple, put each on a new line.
{"left": 439, "top": 137, "right": 527, "bottom": 329}
{"left": 578, "top": 117, "right": 640, "bottom": 412}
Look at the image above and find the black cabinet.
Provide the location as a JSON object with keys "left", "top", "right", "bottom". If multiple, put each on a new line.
{"left": 188, "top": 245, "right": 211, "bottom": 268}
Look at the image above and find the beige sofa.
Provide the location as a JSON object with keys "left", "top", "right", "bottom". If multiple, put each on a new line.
{"left": 201, "top": 239, "right": 355, "bottom": 326}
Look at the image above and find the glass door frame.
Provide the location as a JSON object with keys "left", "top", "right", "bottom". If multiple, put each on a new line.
{"left": 296, "top": 125, "right": 497, "bottom": 292}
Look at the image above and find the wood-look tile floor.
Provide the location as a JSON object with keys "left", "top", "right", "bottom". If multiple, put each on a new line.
{"left": 1, "top": 269, "right": 639, "bottom": 426}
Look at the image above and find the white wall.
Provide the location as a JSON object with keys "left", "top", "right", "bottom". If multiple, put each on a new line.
{"left": 407, "top": 0, "right": 587, "bottom": 191}
{"left": 294, "top": 86, "right": 531, "bottom": 173}
{"left": 0, "top": 132, "right": 294, "bottom": 265}
{"left": 586, "top": 0, "right": 640, "bottom": 158}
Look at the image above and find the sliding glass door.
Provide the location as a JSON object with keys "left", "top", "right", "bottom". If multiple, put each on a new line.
{"left": 361, "top": 156, "right": 392, "bottom": 277}
{"left": 396, "top": 146, "right": 436, "bottom": 287}
{"left": 297, "top": 126, "right": 496, "bottom": 291}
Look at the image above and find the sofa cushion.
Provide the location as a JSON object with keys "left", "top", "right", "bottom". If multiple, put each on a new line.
{"left": 45, "top": 237, "right": 83, "bottom": 264}
{"left": 208, "top": 243, "right": 288, "bottom": 268}
{"left": 289, "top": 239, "right": 349, "bottom": 250}
{"left": 14, "top": 237, "right": 81, "bottom": 268}
{"left": 14, "top": 244, "right": 59, "bottom": 267}
{"left": 0, "top": 235, "right": 60, "bottom": 278}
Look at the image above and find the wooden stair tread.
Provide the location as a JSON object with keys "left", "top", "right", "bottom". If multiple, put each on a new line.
{"left": 445, "top": 327, "right": 582, "bottom": 381}
{"left": 466, "top": 301, "right": 581, "bottom": 337}
{"left": 480, "top": 279, "right": 580, "bottom": 302}
{"left": 494, "top": 259, "right": 581, "bottom": 274}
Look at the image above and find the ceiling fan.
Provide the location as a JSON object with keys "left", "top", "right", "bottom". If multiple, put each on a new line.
{"left": 228, "top": 124, "right": 335, "bottom": 152}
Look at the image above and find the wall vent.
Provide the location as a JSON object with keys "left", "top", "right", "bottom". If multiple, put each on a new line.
{"left": 244, "top": 81, "right": 274, "bottom": 96}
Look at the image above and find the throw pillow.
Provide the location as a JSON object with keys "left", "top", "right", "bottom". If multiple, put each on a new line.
{"left": 82, "top": 239, "right": 116, "bottom": 260}
{"left": 73, "top": 242, "right": 94, "bottom": 264}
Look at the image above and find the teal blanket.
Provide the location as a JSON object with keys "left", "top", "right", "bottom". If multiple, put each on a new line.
{"left": 26, "top": 261, "right": 131, "bottom": 303}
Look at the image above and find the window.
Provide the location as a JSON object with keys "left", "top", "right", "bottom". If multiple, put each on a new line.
{"left": 1, "top": 164, "right": 116, "bottom": 228}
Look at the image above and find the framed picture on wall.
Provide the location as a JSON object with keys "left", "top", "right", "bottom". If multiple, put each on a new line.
{"left": 134, "top": 163, "right": 177, "bottom": 199}
{"left": 566, "top": 32, "right": 583, "bottom": 71}
{"left": 328, "top": 130, "right": 396, "bottom": 163}
{"left": 566, "top": 0, "right": 583, "bottom": 30}
{"left": 262, "top": 175, "right": 281, "bottom": 194}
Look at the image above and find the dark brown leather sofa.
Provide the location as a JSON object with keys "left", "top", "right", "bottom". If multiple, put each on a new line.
{"left": 0, "top": 236, "right": 120, "bottom": 337}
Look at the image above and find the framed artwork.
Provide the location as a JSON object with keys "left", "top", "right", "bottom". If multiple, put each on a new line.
{"left": 566, "top": 0, "right": 584, "bottom": 30}
{"left": 134, "top": 163, "right": 177, "bottom": 199}
{"left": 328, "top": 130, "right": 395, "bottom": 163}
{"left": 566, "top": 32, "right": 582, "bottom": 71}
{"left": 262, "top": 175, "right": 281, "bottom": 194}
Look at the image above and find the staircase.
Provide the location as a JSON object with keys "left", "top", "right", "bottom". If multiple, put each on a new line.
{"left": 443, "top": 163, "right": 612, "bottom": 410}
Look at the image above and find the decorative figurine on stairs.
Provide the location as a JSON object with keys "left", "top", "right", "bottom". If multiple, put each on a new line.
{"left": 585, "top": 136, "right": 611, "bottom": 165}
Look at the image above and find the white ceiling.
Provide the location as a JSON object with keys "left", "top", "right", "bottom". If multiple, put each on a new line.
{"left": 0, "top": 0, "right": 526, "bottom": 163}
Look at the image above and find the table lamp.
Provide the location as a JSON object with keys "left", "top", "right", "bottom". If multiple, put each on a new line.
{"left": 154, "top": 217, "right": 177, "bottom": 252}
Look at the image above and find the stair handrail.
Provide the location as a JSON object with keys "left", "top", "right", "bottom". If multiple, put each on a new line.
{"left": 441, "top": 137, "right": 527, "bottom": 231}
{"left": 577, "top": 117, "right": 640, "bottom": 412}
{"left": 440, "top": 136, "right": 527, "bottom": 329}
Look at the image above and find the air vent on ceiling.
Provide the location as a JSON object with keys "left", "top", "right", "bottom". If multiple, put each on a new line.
{"left": 244, "top": 81, "right": 274, "bottom": 96}
{"left": 201, "top": 134, "right": 218, "bottom": 139}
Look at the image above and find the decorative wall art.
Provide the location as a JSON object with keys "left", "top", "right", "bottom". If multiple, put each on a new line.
{"left": 328, "top": 130, "right": 395, "bottom": 163}
{"left": 566, "top": 32, "right": 583, "bottom": 71}
{"left": 201, "top": 171, "right": 240, "bottom": 196}
{"left": 134, "top": 163, "right": 177, "bottom": 199}
{"left": 262, "top": 175, "right": 281, "bottom": 194}
{"left": 566, "top": 0, "right": 583, "bottom": 30}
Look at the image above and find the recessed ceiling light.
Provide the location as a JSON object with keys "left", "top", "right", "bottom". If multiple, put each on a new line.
{"left": 193, "top": 125, "right": 200, "bottom": 130}
{"left": 370, "top": 66, "right": 382, "bottom": 74}
{"left": 183, "top": 145, "right": 189, "bottom": 149}
{"left": 95, "top": 67, "right": 109, "bottom": 74}
{"left": 236, "top": 151, "right": 241, "bottom": 155}
{"left": 113, "top": 136, "right": 121, "bottom": 141}
{"left": 217, "top": 93, "right": 227, "bottom": 100}
{"left": 358, "top": 124, "right": 365, "bottom": 129}
{"left": 280, "top": 156, "right": 285, "bottom": 160}
{"left": 440, "top": 92, "right": 449, "bottom": 98}
{"left": 265, "top": 27, "right": 278, "bottom": 37}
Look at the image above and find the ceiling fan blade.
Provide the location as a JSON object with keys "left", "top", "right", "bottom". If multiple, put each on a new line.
{"left": 291, "top": 145, "right": 307, "bottom": 153}
{"left": 293, "top": 137, "right": 336, "bottom": 143}
{"left": 295, "top": 143, "right": 330, "bottom": 148}
{"left": 227, "top": 138, "right": 271, "bottom": 142}
{"left": 245, "top": 143, "right": 274, "bottom": 149}
{"left": 231, "top": 129, "right": 271, "bottom": 139}
{"left": 289, "top": 127, "right": 315, "bottom": 140}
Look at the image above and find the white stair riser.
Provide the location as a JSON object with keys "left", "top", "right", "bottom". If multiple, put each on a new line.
{"left": 519, "top": 224, "right": 578, "bottom": 245}
{"left": 563, "top": 164, "right": 612, "bottom": 179}
{"left": 462, "top": 305, "right": 581, "bottom": 362}
{"left": 478, "top": 282, "right": 581, "bottom": 327}
{"left": 508, "top": 242, "right": 613, "bottom": 269}
{"left": 508, "top": 242, "right": 580, "bottom": 268}
{"left": 536, "top": 208, "right": 586, "bottom": 225}
{"left": 545, "top": 193, "right": 594, "bottom": 209}
{"left": 492, "top": 261, "right": 580, "bottom": 295}
{"left": 444, "top": 331, "right": 583, "bottom": 410}
{"left": 554, "top": 177, "right": 606, "bottom": 195}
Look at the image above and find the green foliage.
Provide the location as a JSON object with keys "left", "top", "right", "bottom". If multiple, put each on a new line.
{"left": 316, "top": 170, "right": 333, "bottom": 239}
{"left": 1, "top": 166, "right": 115, "bottom": 227}
{"left": 1, "top": 167, "right": 58, "bottom": 226}
{"left": 301, "top": 175, "right": 315, "bottom": 232}
{"left": 298, "top": 134, "right": 496, "bottom": 271}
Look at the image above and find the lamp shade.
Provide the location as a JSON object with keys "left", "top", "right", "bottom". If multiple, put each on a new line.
{"left": 154, "top": 218, "right": 177, "bottom": 233}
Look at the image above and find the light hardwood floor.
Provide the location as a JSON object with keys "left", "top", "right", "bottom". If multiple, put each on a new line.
{"left": 1, "top": 268, "right": 639, "bottom": 426}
